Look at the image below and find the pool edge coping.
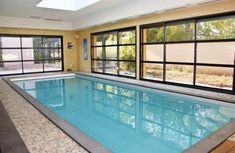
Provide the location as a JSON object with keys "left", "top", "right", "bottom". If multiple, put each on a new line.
{"left": 76, "top": 72, "right": 235, "bottom": 104}
{"left": 183, "top": 119, "right": 235, "bottom": 153}
{"left": 2, "top": 76, "right": 112, "bottom": 153}
{"left": 3, "top": 72, "right": 235, "bottom": 153}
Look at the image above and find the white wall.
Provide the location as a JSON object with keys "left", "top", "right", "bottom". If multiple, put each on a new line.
{"left": 0, "top": 16, "right": 73, "bottom": 30}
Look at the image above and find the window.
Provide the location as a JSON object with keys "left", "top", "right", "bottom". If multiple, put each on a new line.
{"left": 195, "top": 15, "right": 235, "bottom": 90}
{"left": 119, "top": 62, "right": 136, "bottom": 77}
{"left": 91, "top": 27, "right": 136, "bottom": 78}
{"left": 141, "top": 21, "right": 195, "bottom": 85}
{"left": 142, "top": 45, "right": 164, "bottom": 61}
{"left": 197, "top": 42, "right": 235, "bottom": 65}
{"left": 166, "top": 21, "right": 195, "bottom": 42}
{"left": 143, "top": 26, "right": 164, "bottom": 43}
{"left": 0, "top": 62, "right": 23, "bottom": 75}
{"left": 165, "top": 64, "right": 194, "bottom": 84}
{"left": 141, "top": 13, "right": 235, "bottom": 92}
{"left": 196, "top": 66, "right": 233, "bottom": 90}
{"left": 0, "top": 35, "right": 63, "bottom": 76}
{"left": 197, "top": 15, "right": 235, "bottom": 40}
{"left": 166, "top": 43, "right": 194, "bottom": 63}
{"left": 142, "top": 63, "right": 163, "bottom": 81}
{"left": 92, "top": 60, "right": 103, "bottom": 73}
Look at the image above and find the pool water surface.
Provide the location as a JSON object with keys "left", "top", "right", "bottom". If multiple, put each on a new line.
{"left": 14, "top": 75, "right": 235, "bottom": 153}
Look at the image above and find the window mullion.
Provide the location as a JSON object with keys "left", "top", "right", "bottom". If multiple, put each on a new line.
{"left": 233, "top": 53, "right": 235, "bottom": 92}
{"left": 102, "top": 34, "right": 105, "bottom": 74}
{"left": 140, "top": 28, "right": 143, "bottom": 79}
{"left": 163, "top": 23, "right": 166, "bottom": 82}
{"left": 193, "top": 19, "right": 197, "bottom": 86}
{"left": 117, "top": 31, "right": 120, "bottom": 76}
{"left": 40, "top": 37, "right": 43, "bottom": 72}
{"left": 20, "top": 36, "right": 24, "bottom": 74}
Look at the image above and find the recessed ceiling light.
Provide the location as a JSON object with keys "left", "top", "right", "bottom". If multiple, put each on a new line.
{"left": 36, "top": 0, "right": 101, "bottom": 11}
{"left": 29, "top": 16, "right": 42, "bottom": 19}
{"left": 44, "top": 18, "right": 63, "bottom": 22}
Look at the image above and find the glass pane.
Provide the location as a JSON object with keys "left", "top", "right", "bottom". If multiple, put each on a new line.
{"left": 105, "top": 47, "right": 117, "bottom": 60}
{"left": 104, "top": 32, "right": 117, "bottom": 45}
{"left": 197, "top": 16, "right": 235, "bottom": 40}
{"left": 43, "top": 37, "right": 61, "bottom": 47}
{"left": 166, "top": 65, "right": 194, "bottom": 84}
{"left": 24, "top": 43, "right": 61, "bottom": 61}
{"left": 44, "top": 48, "right": 61, "bottom": 59}
{"left": 196, "top": 66, "right": 233, "bottom": 90}
{"left": 166, "top": 22, "right": 195, "bottom": 42}
{"left": 92, "top": 47, "right": 103, "bottom": 59}
{"left": 22, "top": 37, "right": 42, "bottom": 48}
{"left": 166, "top": 43, "right": 194, "bottom": 62}
{"left": 142, "top": 63, "right": 163, "bottom": 81}
{"left": 92, "top": 35, "right": 103, "bottom": 46}
{"left": 119, "top": 62, "right": 135, "bottom": 77}
{"left": 44, "top": 60, "right": 62, "bottom": 71}
{"left": 197, "top": 42, "right": 235, "bottom": 65}
{"left": 0, "top": 62, "right": 22, "bottom": 75}
{"left": 119, "top": 30, "right": 135, "bottom": 44}
{"left": 92, "top": 60, "right": 103, "bottom": 73}
{"left": 105, "top": 61, "right": 117, "bottom": 74}
{"left": 44, "top": 49, "right": 54, "bottom": 59}
{"left": 143, "top": 45, "right": 163, "bottom": 61}
{"left": 0, "top": 49, "right": 21, "bottom": 61}
{"left": 22, "top": 49, "right": 43, "bottom": 60}
{"left": 143, "top": 27, "right": 164, "bottom": 43}
{"left": 22, "top": 49, "right": 35, "bottom": 60}
{"left": 34, "top": 49, "right": 45, "bottom": 60}
{"left": 0, "top": 36, "right": 21, "bottom": 48}
{"left": 23, "top": 61, "right": 43, "bottom": 73}
{"left": 119, "top": 46, "right": 135, "bottom": 60}
{"left": 54, "top": 49, "right": 61, "bottom": 59}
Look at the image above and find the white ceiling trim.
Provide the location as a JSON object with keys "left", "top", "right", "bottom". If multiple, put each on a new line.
{"left": 0, "top": 16, "right": 73, "bottom": 30}
{"left": 0, "top": 0, "right": 221, "bottom": 31}
{"left": 72, "top": 0, "right": 216, "bottom": 30}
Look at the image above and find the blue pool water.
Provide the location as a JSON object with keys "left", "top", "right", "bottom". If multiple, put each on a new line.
{"left": 14, "top": 75, "right": 235, "bottom": 153}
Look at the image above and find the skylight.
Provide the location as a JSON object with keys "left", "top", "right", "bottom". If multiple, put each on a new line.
{"left": 36, "top": 0, "right": 101, "bottom": 11}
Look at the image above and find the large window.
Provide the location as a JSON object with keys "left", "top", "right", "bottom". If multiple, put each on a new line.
{"left": 141, "top": 13, "right": 235, "bottom": 92}
{"left": 0, "top": 35, "right": 63, "bottom": 76}
{"left": 91, "top": 27, "right": 136, "bottom": 78}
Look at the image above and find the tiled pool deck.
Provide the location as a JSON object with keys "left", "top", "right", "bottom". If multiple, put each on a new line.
{"left": 1, "top": 72, "right": 235, "bottom": 153}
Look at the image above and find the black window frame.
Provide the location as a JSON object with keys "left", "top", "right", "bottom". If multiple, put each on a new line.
{"left": 91, "top": 27, "right": 137, "bottom": 79}
{"left": 140, "top": 11, "right": 235, "bottom": 94}
{"left": 0, "top": 34, "right": 64, "bottom": 76}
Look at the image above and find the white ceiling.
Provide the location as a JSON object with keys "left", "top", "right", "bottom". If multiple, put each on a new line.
{"left": 0, "top": 0, "right": 219, "bottom": 30}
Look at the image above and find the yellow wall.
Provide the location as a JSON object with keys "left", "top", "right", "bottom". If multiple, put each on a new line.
{"left": 0, "top": 0, "right": 235, "bottom": 76}
{"left": 76, "top": 0, "right": 235, "bottom": 79}
{"left": 0, "top": 27, "right": 78, "bottom": 71}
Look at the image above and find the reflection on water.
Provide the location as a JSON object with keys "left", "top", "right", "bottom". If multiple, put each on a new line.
{"left": 15, "top": 76, "right": 235, "bottom": 153}
{"left": 16, "top": 79, "right": 65, "bottom": 108}
{"left": 92, "top": 81, "right": 232, "bottom": 150}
